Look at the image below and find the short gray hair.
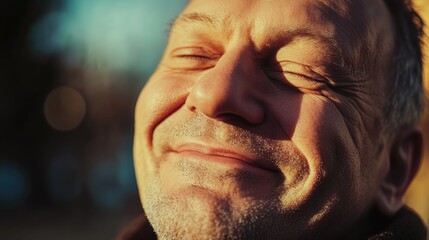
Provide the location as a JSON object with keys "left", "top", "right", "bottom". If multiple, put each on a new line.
{"left": 383, "top": 0, "right": 426, "bottom": 131}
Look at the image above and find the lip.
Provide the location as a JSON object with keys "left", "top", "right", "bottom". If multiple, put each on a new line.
{"left": 171, "top": 139, "right": 279, "bottom": 173}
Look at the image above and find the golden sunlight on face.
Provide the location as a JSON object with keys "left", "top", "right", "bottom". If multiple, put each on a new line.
{"left": 133, "top": 0, "right": 395, "bottom": 239}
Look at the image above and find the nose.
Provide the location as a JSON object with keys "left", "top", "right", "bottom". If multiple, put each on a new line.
{"left": 185, "top": 51, "right": 265, "bottom": 124}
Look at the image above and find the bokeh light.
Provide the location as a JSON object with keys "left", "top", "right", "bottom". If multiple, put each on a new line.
{"left": 44, "top": 86, "right": 86, "bottom": 131}
{"left": 0, "top": 162, "right": 28, "bottom": 209}
{"left": 47, "top": 153, "right": 82, "bottom": 203}
{"left": 117, "top": 137, "right": 137, "bottom": 195}
{"left": 87, "top": 138, "right": 136, "bottom": 210}
{"left": 31, "top": 0, "right": 188, "bottom": 77}
{"left": 88, "top": 160, "right": 126, "bottom": 210}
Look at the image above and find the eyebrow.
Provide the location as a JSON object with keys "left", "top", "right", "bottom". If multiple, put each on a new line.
{"left": 170, "top": 12, "right": 229, "bottom": 30}
{"left": 177, "top": 12, "right": 219, "bottom": 25}
{"left": 171, "top": 12, "right": 341, "bottom": 52}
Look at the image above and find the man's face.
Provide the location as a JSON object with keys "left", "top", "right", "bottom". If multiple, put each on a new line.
{"left": 134, "top": 0, "right": 395, "bottom": 239}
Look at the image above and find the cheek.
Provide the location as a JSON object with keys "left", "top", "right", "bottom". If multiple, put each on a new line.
{"left": 135, "top": 73, "right": 193, "bottom": 147}
{"left": 138, "top": 74, "right": 191, "bottom": 126}
{"left": 134, "top": 73, "right": 192, "bottom": 191}
{"left": 268, "top": 93, "right": 354, "bottom": 181}
{"left": 274, "top": 94, "right": 364, "bottom": 210}
{"left": 291, "top": 95, "right": 361, "bottom": 178}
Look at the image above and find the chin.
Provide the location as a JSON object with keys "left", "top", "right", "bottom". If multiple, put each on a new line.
{"left": 141, "top": 174, "right": 281, "bottom": 239}
{"left": 141, "top": 173, "right": 322, "bottom": 240}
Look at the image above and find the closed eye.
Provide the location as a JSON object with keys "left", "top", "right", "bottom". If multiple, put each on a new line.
{"left": 265, "top": 63, "right": 329, "bottom": 91}
{"left": 175, "top": 54, "right": 212, "bottom": 60}
{"left": 168, "top": 47, "right": 218, "bottom": 70}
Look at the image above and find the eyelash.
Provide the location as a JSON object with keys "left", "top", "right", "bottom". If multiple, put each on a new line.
{"left": 176, "top": 54, "right": 211, "bottom": 60}
{"left": 283, "top": 71, "right": 324, "bottom": 83}
{"left": 266, "top": 68, "right": 327, "bottom": 90}
{"left": 170, "top": 52, "right": 217, "bottom": 70}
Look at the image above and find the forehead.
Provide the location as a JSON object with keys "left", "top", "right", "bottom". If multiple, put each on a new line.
{"left": 173, "top": 0, "right": 393, "bottom": 78}
{"left": 181, "top": 0, "right": 387, "bottom": 34}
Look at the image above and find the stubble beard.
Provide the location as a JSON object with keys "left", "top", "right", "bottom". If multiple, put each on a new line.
{"left": 142, "top": 174, "right": 282, "bottom": 240}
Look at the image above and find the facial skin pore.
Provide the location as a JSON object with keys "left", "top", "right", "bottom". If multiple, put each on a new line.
{"left": 134, "top": 0, "right": 397, "bottom": 239}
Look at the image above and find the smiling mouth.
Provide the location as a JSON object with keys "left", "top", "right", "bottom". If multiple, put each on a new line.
{"left": 171, "top": 141, "right": 279, "bottom": 174}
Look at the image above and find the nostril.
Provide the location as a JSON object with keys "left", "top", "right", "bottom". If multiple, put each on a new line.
{"left": 188, "top": 106, "right": 197, "bottom": 112}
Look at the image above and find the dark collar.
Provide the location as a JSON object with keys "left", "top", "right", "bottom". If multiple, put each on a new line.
{"left": 116, "top": 207, "right": 427, "bottom": 240}
{"left": 368, "top": 206, "right": 427, "bottom": 240}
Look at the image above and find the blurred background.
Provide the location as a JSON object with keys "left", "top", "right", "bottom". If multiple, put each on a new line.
{"left": 0, "top": 0, "right": 427, "bottom": 239}
{"left": 0, "top": 0, "right": 187, "bottom": 239}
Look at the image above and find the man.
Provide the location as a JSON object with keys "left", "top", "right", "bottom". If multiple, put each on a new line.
{"left": 121, "top": 0, "right": 427, "bottom": 239}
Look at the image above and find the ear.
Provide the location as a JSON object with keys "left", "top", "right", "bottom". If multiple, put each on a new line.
{"left": 376, "top": 127, "right": 423, "bottom": 216}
